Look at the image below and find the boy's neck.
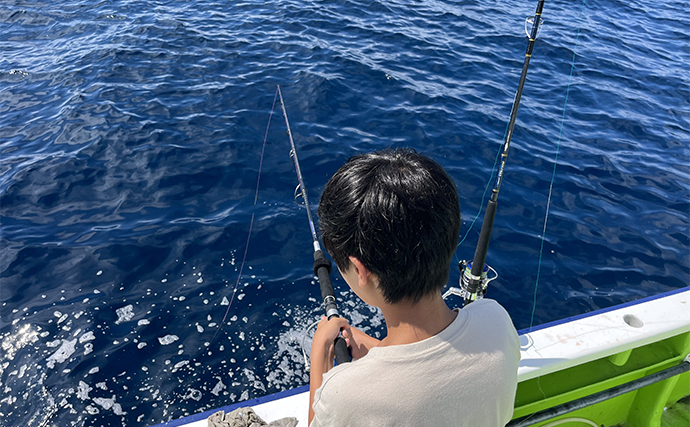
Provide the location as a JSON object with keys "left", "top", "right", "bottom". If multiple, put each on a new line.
{"left": 377, "top": 293, "right": 458, "bottom": 347}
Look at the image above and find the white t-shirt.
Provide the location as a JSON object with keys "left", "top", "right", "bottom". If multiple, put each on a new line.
{"left": 310, "top": 299, "right": 520, "bottom": 427}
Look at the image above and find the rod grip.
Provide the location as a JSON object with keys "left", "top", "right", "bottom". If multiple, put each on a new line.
{"left": 314, "top": 250, "right": 351, "bottom": 364}
{"left": 333, "top": 336, "right": 350, "bottom": 366}
{"left": 314, "top": 250, "right": 336, "bottom": 312}
{"left": 472, "top": 199, "right": 498, "bottom": 277}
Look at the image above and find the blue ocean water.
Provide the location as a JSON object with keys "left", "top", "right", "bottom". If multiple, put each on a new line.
{"left": 1, "top": 0, "right": 688, "bottom": 425}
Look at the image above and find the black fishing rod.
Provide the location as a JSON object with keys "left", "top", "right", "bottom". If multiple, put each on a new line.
{"left": 276, "top": 85, "right": 351, "bottom": 365}
{"left": 458, "top": 1, "right": 546, "bottom": 305}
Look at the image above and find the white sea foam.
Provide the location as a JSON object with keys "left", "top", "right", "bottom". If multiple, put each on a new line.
{"left": 243, "top": 368, "right": 266, "bottom": 393}
{"left": 173, "top": 360, "right": 189, "bottom": 370}
{"left": 93, "top": 395, "right": 125, "bottom": 415}
{"left": 79, "top": 331, "right": 95, "bottom": 343}
{"left": 113, "top": 402, "right": 126, "bottom": 415}
{"left": 46, "top": 339, "right": 77, "bottom": 369}
{"left": 211, "top": 378, "right": 226, "bottom": 396}
{"left": 93, "top": 396, "right": 112, "bottom": 409}
{"left": 158, "top": 335, "right": 179, "bottom": 345}
{"left": 184, "top": 388, "right": 202, "bottom": 401}
{"left": 77, "top": 381, "right": 92, "bottom": 400}
{"left": 115, "top": 305, "right": 135, "bottom": 324}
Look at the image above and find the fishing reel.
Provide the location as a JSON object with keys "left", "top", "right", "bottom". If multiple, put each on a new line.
{"left": 443, "top": 261, "right": 498, "bottom": 306}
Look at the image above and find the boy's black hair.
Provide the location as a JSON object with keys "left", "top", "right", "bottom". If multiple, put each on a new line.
{"left": 317, "top": 148, "right": 461, "bottom": 304}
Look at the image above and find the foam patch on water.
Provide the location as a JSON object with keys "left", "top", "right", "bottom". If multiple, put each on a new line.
{"left": 93, "top": 395, "right": 126, "bottom": 415}
{"left": 158, "top": 335, "right": 179, "bottom": 345}
{"left": 77, "top": 381, "right": 92, "bottom": 400}
{"left": 115, "top": 305, "right": 135, "bottom": 325}
{"left": 211, "top": 378, "right": 226, "bottom": 396}
{"left": 79, "top": 331, "right": 95, "bottom": 343}
{"left": 46, "top": 339, "right": 77, "bottom": 369}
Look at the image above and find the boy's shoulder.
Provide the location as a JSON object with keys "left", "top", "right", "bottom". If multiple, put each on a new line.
{"left": 464, "top": 298, "right": 512, "bottom": 319}
{"left": 463, "top": 298, "right": 518, "bottom": 336}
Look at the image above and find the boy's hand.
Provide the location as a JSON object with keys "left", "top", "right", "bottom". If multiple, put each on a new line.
{"left": 312, "top": 316, "right": 381, "bottom": 362}
{"left": 309, "top": 317, "right": 381, "bottom": 425}
{"left": 312, "top": 316, "right": 351, "bottom": 360}
{"left": 342, "top": 325, "right": 380, "bottom": 360}
{"left": 309, "top": 316, "right": 350, "bottom": 425}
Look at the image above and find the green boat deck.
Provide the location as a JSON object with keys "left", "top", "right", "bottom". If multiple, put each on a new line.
{"left": 661, "top": 395, "right": 690, "bottom": 427}
{"left": 512, "top": 327, "right": 690, "bottom": 427}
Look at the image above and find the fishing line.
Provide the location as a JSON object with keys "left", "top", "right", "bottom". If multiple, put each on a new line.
{"left": 456, "top": 119, "right": 511, "bottom": 253}
{"left": 529, "top": 0, "right": 587, "bottom": 332}
{"left": 209, "top": 88, "right": 278, "bottom": 346}
{"left": 457, "top": 48, "right": 539, "bottom": 254}
{"left": 300, "top": 319, "right": 321, "bottom": 371}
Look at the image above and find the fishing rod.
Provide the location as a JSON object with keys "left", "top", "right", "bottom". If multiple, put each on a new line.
{"left": 276, "top": 85, "right": 351, "bottom": 366}
{"left": 453, "top": 1, "right": 546, "bottom": 306}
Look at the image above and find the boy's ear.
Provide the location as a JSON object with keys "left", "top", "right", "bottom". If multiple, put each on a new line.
{"left": 348, "top": 256, "right": 373, "bottom": 288}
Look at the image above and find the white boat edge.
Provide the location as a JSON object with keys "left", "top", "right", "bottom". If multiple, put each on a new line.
{"left": 152, "top": 286, "right": 690, "bottom": 427}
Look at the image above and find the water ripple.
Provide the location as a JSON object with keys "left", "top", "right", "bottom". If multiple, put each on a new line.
{"left": 1, "top": 0, "right": 688, "bottom": 425}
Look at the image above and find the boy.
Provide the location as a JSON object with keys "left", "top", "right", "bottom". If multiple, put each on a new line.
{"left": 309, "top": 148, "right": 520, "bottom": 426}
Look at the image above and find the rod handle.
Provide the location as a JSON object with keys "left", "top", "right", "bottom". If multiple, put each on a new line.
{"left": 314, "top": 250, "right": 352, "bottom": 364}
{"left": 472, "top": 198, "right": 498, "bottom": 277}
{"left": 333, "top": 336, "right": 350, "bottom": 365}
{"left": 314, "top": 250, "right": 335, "bottom": 307}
